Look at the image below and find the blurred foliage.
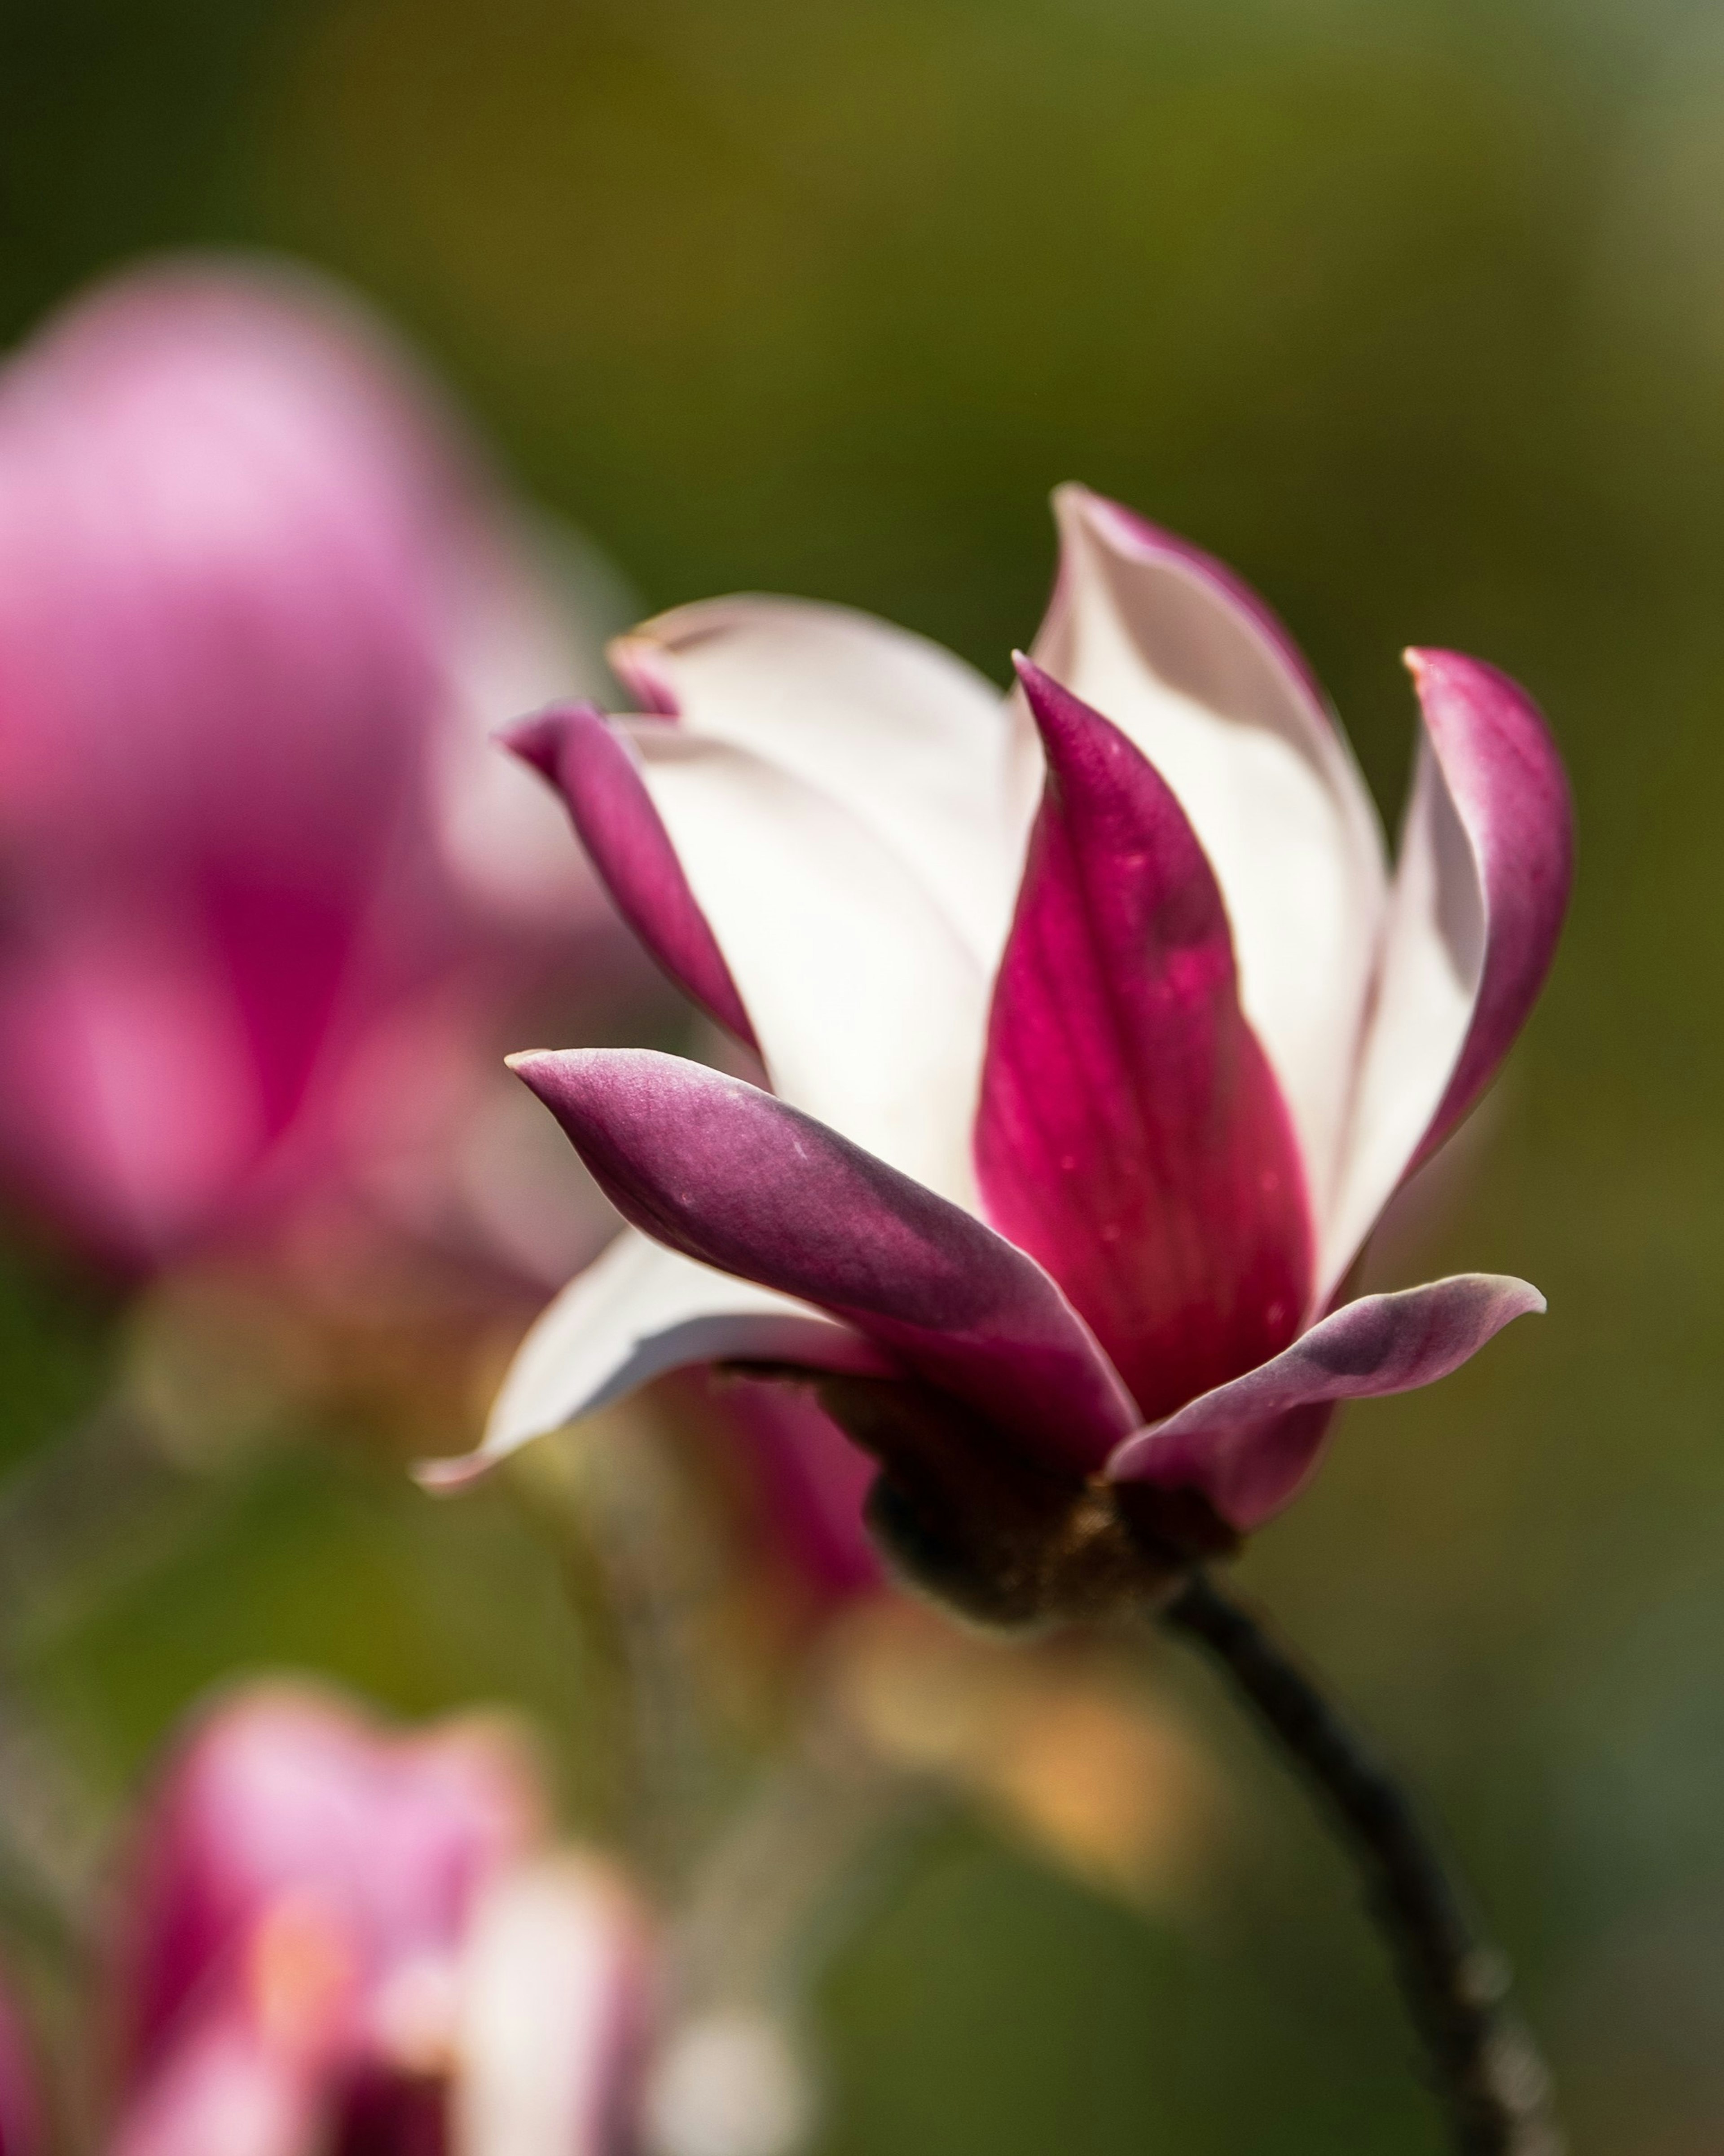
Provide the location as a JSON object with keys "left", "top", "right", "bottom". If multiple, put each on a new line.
{"left": 4, "top": 0, "right": 1724, "bottom": 2149}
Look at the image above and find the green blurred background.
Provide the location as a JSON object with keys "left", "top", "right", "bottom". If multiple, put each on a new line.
{"left": 4, "top": 0, "right": 1724, "bottom": 2149}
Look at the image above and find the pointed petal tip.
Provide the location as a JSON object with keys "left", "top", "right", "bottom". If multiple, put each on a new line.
{"left": 413, "top": 1451, "right": 495, "bottom": 1494}
{"left": 606, "top": 630, "right": 681, "bottom": 717}
{"left": 1404, "top": 645, "right": 1560, "bottom": 731}
{"left": 1401, "top": 645, "right": 1482, "bottom": 693}
{"left": 1048, "top": 480, "right": 1171, "bottom": 556}
{"left": 1510, "top": 1277, "right": 1548, "bottom": 1318}
{"left": 1008, "top": 652, "right": 1093, "bottom": 749}
{"left": 495, "top": 700, "right": 607, "bottom": 781}
{"left": 1009, "top": 648, "right": 1047, "bottom": 696}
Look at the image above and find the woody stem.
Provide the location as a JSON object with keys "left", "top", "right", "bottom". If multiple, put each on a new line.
{"left": 1160, "top": 1567, "right": 1561, "bottom": 2156}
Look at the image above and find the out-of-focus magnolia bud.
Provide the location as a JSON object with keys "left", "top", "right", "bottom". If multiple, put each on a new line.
{"left": 0, "top": 256, "right": 623, "bottom": 1281}
{"left": 106, "top": 1682, "right": 544, "bottom": 2156}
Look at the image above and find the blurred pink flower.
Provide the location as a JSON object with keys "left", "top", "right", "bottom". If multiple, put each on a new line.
{"left": 444, "top": 487, "right": 1572, "bottom": 1577}
{"left": 106, "top": 1684, "right": 648, "bottom": 2156}
{"left": 0, "top": 257, "right": 622, "bottom": 1281}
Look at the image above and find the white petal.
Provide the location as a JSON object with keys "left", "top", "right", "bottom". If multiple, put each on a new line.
{"left": 1030, "top": 486, "right": 1387, "bottom": 1232}
{"left": 612, "top": 596, "right": 1027, "bottom": 970}
{"left": 454, "top": 1856, "right": 645, "bottom": 2156}
{"left": 424, "top": 1230, "right": 884, "bottom": 1483}
{"left": 1319, "top": 738, "right": 1482, "bottom": 1297}
{"left": 627, "top": 723, "right": 990, "bottom": 1206}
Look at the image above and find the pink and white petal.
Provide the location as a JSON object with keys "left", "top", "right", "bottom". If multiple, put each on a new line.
{"left": 976, "top": 661, "right": 1313, "bottom": 1422}
{"left": 611, "top": 596, "right": 1027, "bottom": 968}
{"left": 1320, "top": 651, "right": 1574, "bottom": 1296}
{"left": 624, "top": 723, "right": 990, "bottom": 1207}
{"left": 1107, "top": 1272, "right": 1545, "bottom": 1529}
{"left": 423, "top": 1230, "right": 891, "bottom": 1487}
{"left": 513, "top": 1050, "right": 1140, "bottom": 1477}
{"left": 1029, "top": 486, "right": 1387, "bottom": 1221}
{"left": 504, "top": 705, "right": 756, "bottom": 1045}
{"left": 453, "top": 1856, "right": 649, "bottom": 2156}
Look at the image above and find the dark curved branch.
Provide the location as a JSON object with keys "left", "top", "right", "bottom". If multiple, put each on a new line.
{"left": 1161, "top": 1569, "right": 1561, "bottom": 2156}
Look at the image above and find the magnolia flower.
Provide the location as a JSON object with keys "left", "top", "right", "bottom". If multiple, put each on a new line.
{"left": 443, "top": 489, "right": 1571, "bottom": 1614}
{"left": 0, "top": 256, "right": 619, "bottom": 1280}
{"left": 106, "top": 1684, "right": 648, "bottom": 2156}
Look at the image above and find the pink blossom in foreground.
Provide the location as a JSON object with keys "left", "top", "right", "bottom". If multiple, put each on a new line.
{"left": 0, "top": 257, "right": 617, "bottom": 1282}
{"left": 106, "top": 1684, "right": 647, "bottom": 2156}
{"left": 441, "top": 488, "right": 1571, "bottom": 1584}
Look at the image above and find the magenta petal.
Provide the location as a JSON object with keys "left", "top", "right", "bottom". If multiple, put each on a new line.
{"left": 975, "top": 659, "right": 1313, "bottom": 1424}
{"left": 1108, "top": 1273, "right": 1545, "bottom": 1528}
{"left": 1406, "top": 650, "right": 1575, "bottom": 1169}
{"left": 511, "top": 1048, "right": 1140, "bottom": 1474}
{"left": 504, "top": 704, "right": 757, "bottom": 1047}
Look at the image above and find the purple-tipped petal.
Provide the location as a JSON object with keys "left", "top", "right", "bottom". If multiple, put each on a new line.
{"left": 976, "top": 661, "right": 1313, "bottom": 1423}
{"left": 513, "top": 1049, "right": 1140, "bottom": 1475}
{"left": 504, "top": 704, "right": 757, "bottom": 1047}
{"left": 1108, "top": 1273, "right": 1545, "bottom": 1528}
{"left": 1029, "top": 487, "right": 1388, "bottom": 1219}
{"left": 1322, "top": 653, "right": 1574, "bottom": 1293}
{"left": 1406, "top": 652, "right": 1574, "bottom": 1161}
